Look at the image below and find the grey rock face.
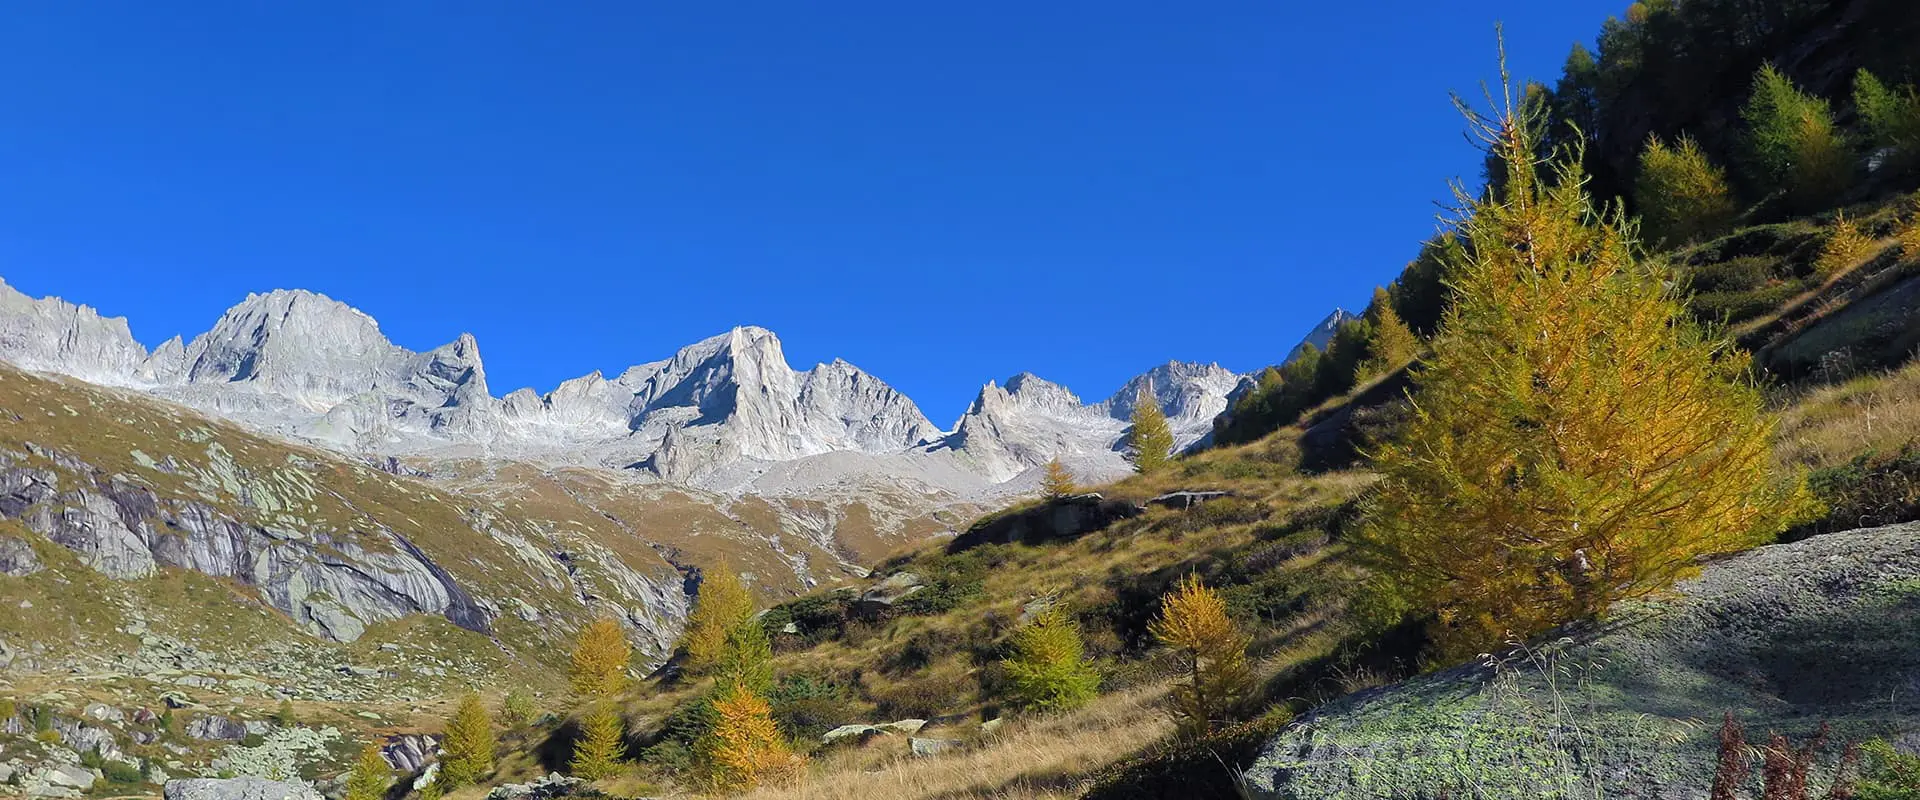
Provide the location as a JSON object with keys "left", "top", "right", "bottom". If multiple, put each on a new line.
{"left": 186, "top": 715, "right": 248, "bottom": 741}
{"left": 0, "top": 457, "right": 493, "bottom": 643}
{"left": 1285, "top": 307, "right": 1357, "bottom": 363}
{"left": 164, "top": 777, "right": 322, "bottom": 800}
{"left": 379, "top": 733, "right": 441, "bottom": 773}
{"left": 0, "top": 278, "right": 148, "bottom": 384}
{"left": 0, "top": 281, "right": 1245, "bottom": 496}
{"left": 935, "top": 363, "right": 1241, "bottom": 483}
{"left": 1240, "top": 523, "right": 1920, "bottom": 800}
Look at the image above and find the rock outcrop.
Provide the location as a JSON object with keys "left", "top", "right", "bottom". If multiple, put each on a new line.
{"left": 163, "top": 777, "right": 322, "bottom": 800}
{"left": 1240, "top": 522, "right": 1920, "bottom": 800}
{"left": 947, "top": 493, "right": 1145, "bottom": 553}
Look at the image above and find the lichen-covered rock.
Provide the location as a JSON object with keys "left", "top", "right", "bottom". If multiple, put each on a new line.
{"left": 1241, "top": 522, "right": 1920, "bottom": 800}
{"left": 163, "top": 777, "right": 322, "bottom": 800}
{"left": 484, "top": 772, "right": 582, "bottom": 800}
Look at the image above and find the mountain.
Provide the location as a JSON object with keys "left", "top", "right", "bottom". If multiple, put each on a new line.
{"left": 1285, "top": 307, "right": 1357, "bottom": 363}
{"left": 0, "top": 279, "right": 1245, "bottom": 493}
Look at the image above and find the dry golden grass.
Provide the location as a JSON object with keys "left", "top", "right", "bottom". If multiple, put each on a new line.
{"left": 1774, "top": 358, "right": 1920, "bottom": 468}
{"left": 735, "top": 685, "right": 1175, "bottom": 800}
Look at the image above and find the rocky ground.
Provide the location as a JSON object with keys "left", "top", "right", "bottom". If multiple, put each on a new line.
{"left": 1240, "top": 522, "right": 1920, "bottom": 800}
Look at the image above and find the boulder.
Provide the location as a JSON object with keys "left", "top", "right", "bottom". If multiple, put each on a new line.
{"left": 821, "top": 724, "right": 887, "bottom": 745}
{"left": 0, "top": 534, "right": 41, "bottom": 576}
{"left": 880, "top": 719, "right": 928, "bottom": 735}
{"left": 185, "top": 715, "right": 247, "bottom": 741}
{"left": 484, "top": 772, "right": 582, "bottom": 800}
{"left": 42, "top": 764, "right": 100, "bottom": 792}
{"left": 909, "top": 737, "right": 962, "bottom": 758}
{"left": 1240, "top": 522, "right": 1920, "bottom": 800}
{"left": 380, "top": 733, "right": 440, "bottom": 773}
{"left": 947, "top": 494, "right": 1143, "bottom": 553}
{"left": 1145, "top": 490, "right": 1234, "bottom": 509}
{"left": 852, "top": 572, "right": 924, "bottom": 616}
{"left": 163, "top": 777, "right": 322, "bottom": 800}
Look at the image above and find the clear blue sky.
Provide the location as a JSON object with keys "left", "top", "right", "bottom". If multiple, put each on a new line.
{"left": 0, "top": 2, "right": 1617, "bottom": 426}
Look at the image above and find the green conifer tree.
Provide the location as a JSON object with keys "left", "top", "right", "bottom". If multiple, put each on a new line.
{"left": 1855, "top": 69, "right": 1920, "bottom": 171}
{"left": 1001, "top": 605, "right": 1100, "bottom": 712}
{"left": 1743, "top": 65, "right": 1849, "bottom": 210}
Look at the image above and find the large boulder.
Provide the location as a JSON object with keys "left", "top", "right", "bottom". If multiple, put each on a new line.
{"left": 185, "top": 715, "right": 248, "bottom": 741}
{"left": 484, "top": 772, "right": 582, "bottom": 800}
{"left": 851, "top": 572, "right": 924, "bottom": 615}
{"left": 0, "top": 534, "right": 41, "bottom": 576}
{"left": 948, "top": 493, "right": 1143, "bottom": 553}
{"left": 164, "top": 777, "right": 322, "bottom": 800}
{"left": 1240, "top": 522, "right": 1920, "bottom": 800}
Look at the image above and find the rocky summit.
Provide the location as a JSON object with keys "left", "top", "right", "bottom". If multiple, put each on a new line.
{"left": 0, "top": 279, "right": 1242, "bottom": 491}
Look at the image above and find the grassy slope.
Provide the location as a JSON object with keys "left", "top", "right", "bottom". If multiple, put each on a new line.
{"left": 543, "top": 201, "right": 1920, "bottom": 800}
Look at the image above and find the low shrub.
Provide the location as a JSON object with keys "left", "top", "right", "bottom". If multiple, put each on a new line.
{"left": 1786, "top": 446, "right": 1920, "bottom": 540}
{"left": 767, "top": 673, "right": 854, "bottom": 743}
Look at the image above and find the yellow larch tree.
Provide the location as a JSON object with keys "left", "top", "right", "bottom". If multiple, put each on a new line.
{"left": 569, "top": 706, "right": 626, "bottom": 781}
{"left": 704, "top": 681, "right": 799, "bottom": 792}
{"left": 1039, "top": 457, "right": 1077, "bottom": 499}
{"left": 1149, "top": 574, "right": 1253, "bottom": 737}
{"left": 438, "top": 693, "right": 495, "bottom": 787}
{"left": 682, "top": 565, "right": 755, "bottom": 675}
{"left": 1356, "top": 69, "right": 1814, "bottom": 659}
{"left": 569, "top": 617, "right": 632, "bottom": 700}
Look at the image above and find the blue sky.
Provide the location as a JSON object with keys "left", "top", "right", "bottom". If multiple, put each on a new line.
{"left": 0, "top": 2, "right": 1617, "bottom": 425}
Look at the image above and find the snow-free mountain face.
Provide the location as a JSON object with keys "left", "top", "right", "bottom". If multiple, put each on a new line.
{"left": 0, "top": 279, "right": 1244, "bottom": 494}
{"left": 1287, "top": 308, "right": 1358, "bottom": 363}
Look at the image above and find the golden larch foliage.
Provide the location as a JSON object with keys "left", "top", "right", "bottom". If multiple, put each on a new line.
{"left": 1002, "top": 605, "right": 1100, "bottom": 711}
{"left": 570, "top": 706, "right": 627, "bottom": 781}
{"left": 706, "top": 681, "right": 800, "bottom": 793}
{"left": 1635, "top": 134, "right": 1736, "bottom": 247}
{"left": 1128, "top": 397, "right": 1176, "bottom": 475}
{"left": 1148, "top": 574, "right": 1253, "bottom": 736}
{"left": 1360, "top": 285, "right": 1422, "bottom": 380}
{"left": 1815, "top": 212, "right": 1875, "bottom": 278}
{"left": 1039, "top": 458, "right": 1078, "bottom": 499}
{"left": 569, "top": 618, "right": 632, "bottom": 700}
{"left": 439, "top": 693, "right": 495, "bottom": 787}
{"left": 1357, "top": 78, "right": 1814, "bottom": 660}
{"left": 344, "top": 743, "right": 391, "bottom": 800}
{"left": 683, "top": 565, "right": 756, "bottom": 674}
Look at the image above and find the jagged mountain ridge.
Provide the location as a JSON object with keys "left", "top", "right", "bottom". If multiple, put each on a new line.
{"left": 0, "top": 278, "right": 1244, "bottom": 491}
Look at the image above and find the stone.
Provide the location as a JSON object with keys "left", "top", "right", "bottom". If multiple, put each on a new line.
{"left": 484, "top": 772, "right": 583, "bottom": 800}
{"left": 981, "top": 717, "right": 1007, "bottom": 735}
{"left": 163, "top": 777, "right": 323, "bottom": 800}
{"left": 379, "top": 733, "right": 440, "bottom": 773}
{"left": 0, "top": 535, "right": 41, "bottom": 576}
{"left": 908, "top": 737, "right": 962, "bottom": 758}
{"left": 852, "top": 572, "right": 925, "bottom": 616}
{"left": 185, "top": 714, "right": 247, "bottom": 741}
{"left": 44, "top": 764, "right": 99, "bottom": 790}
{"left": 83, "top": 703, "right": 125, "bottom": 723}
{"left": 821, "top": 724, "right": 886, "bottom": 745}
{"left": 880, "top": 719, "right": 927, "bottom": 735}
{"left": 947, "top": 493, "right": 1144, "bottom": 553}
{"left": 1145, "top": 490, "right": 1235, "bottom": 509}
